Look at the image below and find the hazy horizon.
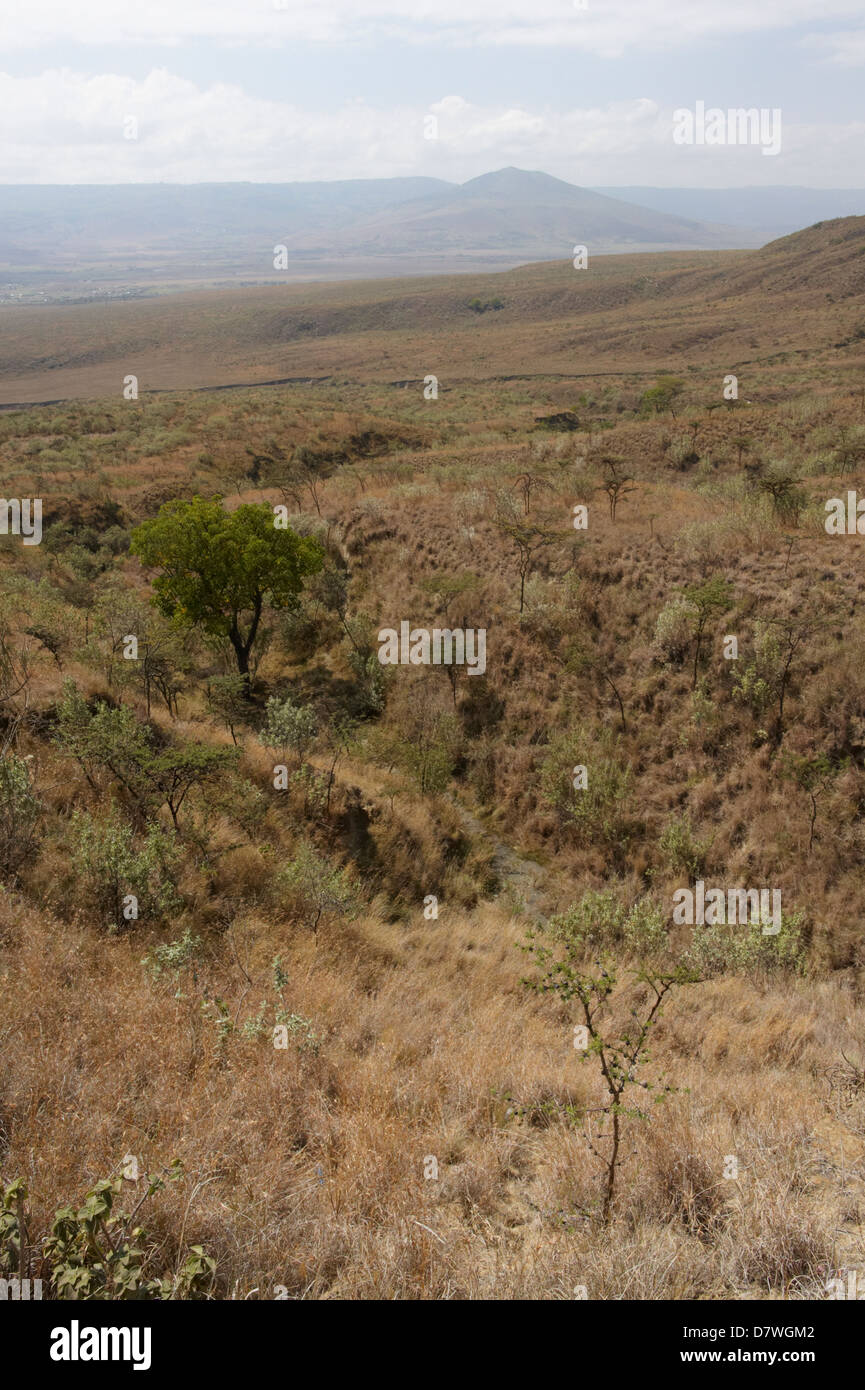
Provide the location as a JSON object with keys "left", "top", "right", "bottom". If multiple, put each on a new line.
{"left": 2, "top": 1, "right": 865, "bottom": 186}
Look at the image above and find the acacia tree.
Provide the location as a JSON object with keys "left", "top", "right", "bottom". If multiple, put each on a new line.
{"left": 130, "top": 498, "right": 324, "bottom": 681}
{"left": 512, "top": 470, "right": 553, "bottom": 516}
{"left": 56, "top": 681, "right": 237, "bottom": 829}
{"left": 597, "top": 455, "right": 636, "bottom": 522}
{"left": 780, "top": 752, "right": 846, "bottom": 855}
{"left": 418, "top": 571, "right": 480, "bottom": 705}
{"left": 683, "top": 577, "right": 732, "bottom": 689}
{"left": 733, "top": 609, "right": 823, "bottom": 750}
{"left": 756, "top": 463, "right": 806, "bottom": 524}
{"left": 521, "top": 909, "right": 698, "bottom": 1224}
{"left": 639, "top": 375, "right": 684, "bottom": 419}
{"left": 496, "top": 520, "right": 563, "bottom": 613}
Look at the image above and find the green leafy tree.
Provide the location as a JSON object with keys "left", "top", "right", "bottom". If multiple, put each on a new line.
{"left": 756, "top": 462, "right": 806, "bottom": 525}
{"left": 130, "top": 497, "right": 324, "bottom": 679}
{"left": 596, "top": 454, "right": 636, "bottom": 522}
{"left": 541, "top": 727, "right": 633, "bottom": 851}
{"left": 639, "top": 375, "right": 685, "bottom": 418}
{"left": 733, "top": 611, "right": 820, "bottom": 749}
{"left": 277, "top": 841, "right": 358, "bottom": 937}
{"left": 206, "top": 674, "right": 251, "bottom": 745}
{"left": 56, "top": 681, "right": 237, "bottom": 827}
{"left": 521, "top": 911, "right": 698, "bottom": 1223}
{"left": 417, "top": 571, "right": 480, "bottom": 620}
{"left": 683, "top": 576, "right": 732, "bottom": 689}
{"left": 780, "top": 751, "right": 846, "bottom": 855}
{"left": 496, "top": 519, "right": 564, "bottom": 613}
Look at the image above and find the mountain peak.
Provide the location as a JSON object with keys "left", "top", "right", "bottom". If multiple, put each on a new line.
{"left": 460, "top": 167, "right": 582, "bottom": 196}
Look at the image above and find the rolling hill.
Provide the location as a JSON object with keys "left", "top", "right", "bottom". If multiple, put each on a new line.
{"left": 1, "top": 216, "right": 863, "bottom": 406}
{"left": 0, "top": 168, "right": 755, "bottom": 304}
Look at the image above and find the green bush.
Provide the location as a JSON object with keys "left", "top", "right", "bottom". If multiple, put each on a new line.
{"left": 541, "top": 728, "right": 634, "bottom": 849}
{"left": 685, "top": 910, "right": 807, "bottom": 978}
{"left": 259, "top": 694, "right": 318, "bottom": 767}
{"left": 277, "top": 841, "right": 358, "bottom": 936}
{"left": 659, "top": 811, "right": 709, "bottom": 879}
{"left": 0, "top": 751, "right": 41, "bottom": 881}
{"left": 543, "top": 889, "right": 670, "bottom": 965}
{"left": 652, "top": 598, "right": 696, "bottom": 666}
{"left": 69, "top": 806, "right": 182, "bottom": 931}
{"left": 1, "top": 1171, "right": 216, "bottom": 1300}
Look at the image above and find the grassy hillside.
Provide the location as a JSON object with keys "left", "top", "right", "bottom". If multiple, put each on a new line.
{"left": 1, "top": 221, "right": 865, "bottom": 1299}
{"left": 1, "top": 218, "right": 863, "bottom": 406}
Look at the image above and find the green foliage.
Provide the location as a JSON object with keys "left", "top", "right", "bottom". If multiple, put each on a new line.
{"left": 340, "top": 613, "right": 393, "bottom": 715}
{"left": 148, "top": 742, "right": 240, "bottom": 829}
{"left": 399, "top": 711, "right": 459, "bottom": 794}
{"left": 142, "top": 926, "right": 203, "bottom": 982}
{"left": 659, "top": 811, "right": 709, "bottom": 879}
{"left": 541, "top": 728, "right": 633, "bottom": 850}
{"left": 130, "top": 497, "right": 324, "bottom": 676}
{"left": 56, "top": 680, "right": 238, "bottom": 826}
{"left": 684, "top": 576, "right": 731, "bottom": 623}
{"left": 521, "top": 912, "right": 698, "bottom": 1222}
{"left": 206, "top": 674, "right": 251, "bottom": 743}
{"left": 277, "top": 841, "right": 359, "bottom": 936}
{"left": 685, "top": 909, "right": 807, "bottom": 978}
{"left": 271, "top": 1011, "right": 320, "bottom": 1054}
{"left": 755, "top": 461, "right": 807, "bottom": 523}
{"left": 417, "top": 570, "right": 480, "bottom": 617}
{"left": 371, "top": 709, "right": 460, "bottom": 795}
{"left": 780, "top": 751, "right": 846, "bottom": 854}
{"left": 0, "top": 750, "right": 41, "bottom": 881}
{"left": 780, "top": 750, "right": 840, "bottom": 794}
{"left": 468, "top": 297, "right": 504, "bottom": 313}
{"left": 69, "top": 806, "right": 182, "bottom": 931}
{"left": 653, "top": 578, "right": 730, "bottom": 683}
{"left": 652, "top": 597, "right": 696, "bottom": 665}
{"left": 732, "top": 620, "right": 783, "bottom": 728}
{"left": 678, "top": 680, "right": 723, "bottom": 755}
{"left": 1, "top": 1169, "right": 216, "bottom": 1300}
{"left": 259, "top": 694, "right": 318, "bottom": 767}
{"left": 56, "top": 680, "right": 150, "bottom": 787}
{"left": 543, "top": 889, "right": 669, "bottom": 965}
{"left": 639, "top": 375, "right": 685, "bottom": 417}
{"left": 91, "top": 586, "right": 191, "bottom": 715}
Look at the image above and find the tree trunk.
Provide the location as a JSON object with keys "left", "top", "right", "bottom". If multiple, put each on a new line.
{"left": 603, "top": 1108, "right": 620, "bottom": 1225}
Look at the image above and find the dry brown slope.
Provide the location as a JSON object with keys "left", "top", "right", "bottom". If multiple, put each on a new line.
{"left": 0, "top": 218, "right": 862, "bottom": 405}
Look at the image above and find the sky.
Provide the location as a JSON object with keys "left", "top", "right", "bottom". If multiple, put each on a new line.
{"left": 0, "top": 0, "right": 863, "bottom": 186}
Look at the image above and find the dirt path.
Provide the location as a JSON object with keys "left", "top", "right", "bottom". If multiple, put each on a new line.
{"left": 303, "top": 746, "right": 561, "bottom": 922}
{"left": 446, "top": 794, "right": 558, "bottom": 922}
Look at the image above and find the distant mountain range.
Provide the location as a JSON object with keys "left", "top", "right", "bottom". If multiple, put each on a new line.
{"left": 279, "top": 167, "right": 745, "bottom": 256}
{"left": 0, "top": 168, "right": 863, "bottom": 301}
{"left": 591, "top": 186, "right": 865, "bottom": 242}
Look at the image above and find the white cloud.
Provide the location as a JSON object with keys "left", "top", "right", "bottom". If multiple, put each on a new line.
{"left": 1, "top": 0, "right": 865, "bottom": 55}
{"left": 801, "top": 28, "right": 865, "bottom": 67}
{"left": 0, "top": 70, "right": 863, "bottom": 186}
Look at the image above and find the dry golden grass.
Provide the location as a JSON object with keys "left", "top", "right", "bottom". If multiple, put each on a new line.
{"left": 3, "top": 224, "right": 865, "bottom": 1299}
{"left": 2, "top": 878, "right": 863, "bottom": 1298}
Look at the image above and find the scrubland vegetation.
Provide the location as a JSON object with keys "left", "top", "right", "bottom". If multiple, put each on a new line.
{"left": 2, "top": 221, "right": 865, "bottom": 1299}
